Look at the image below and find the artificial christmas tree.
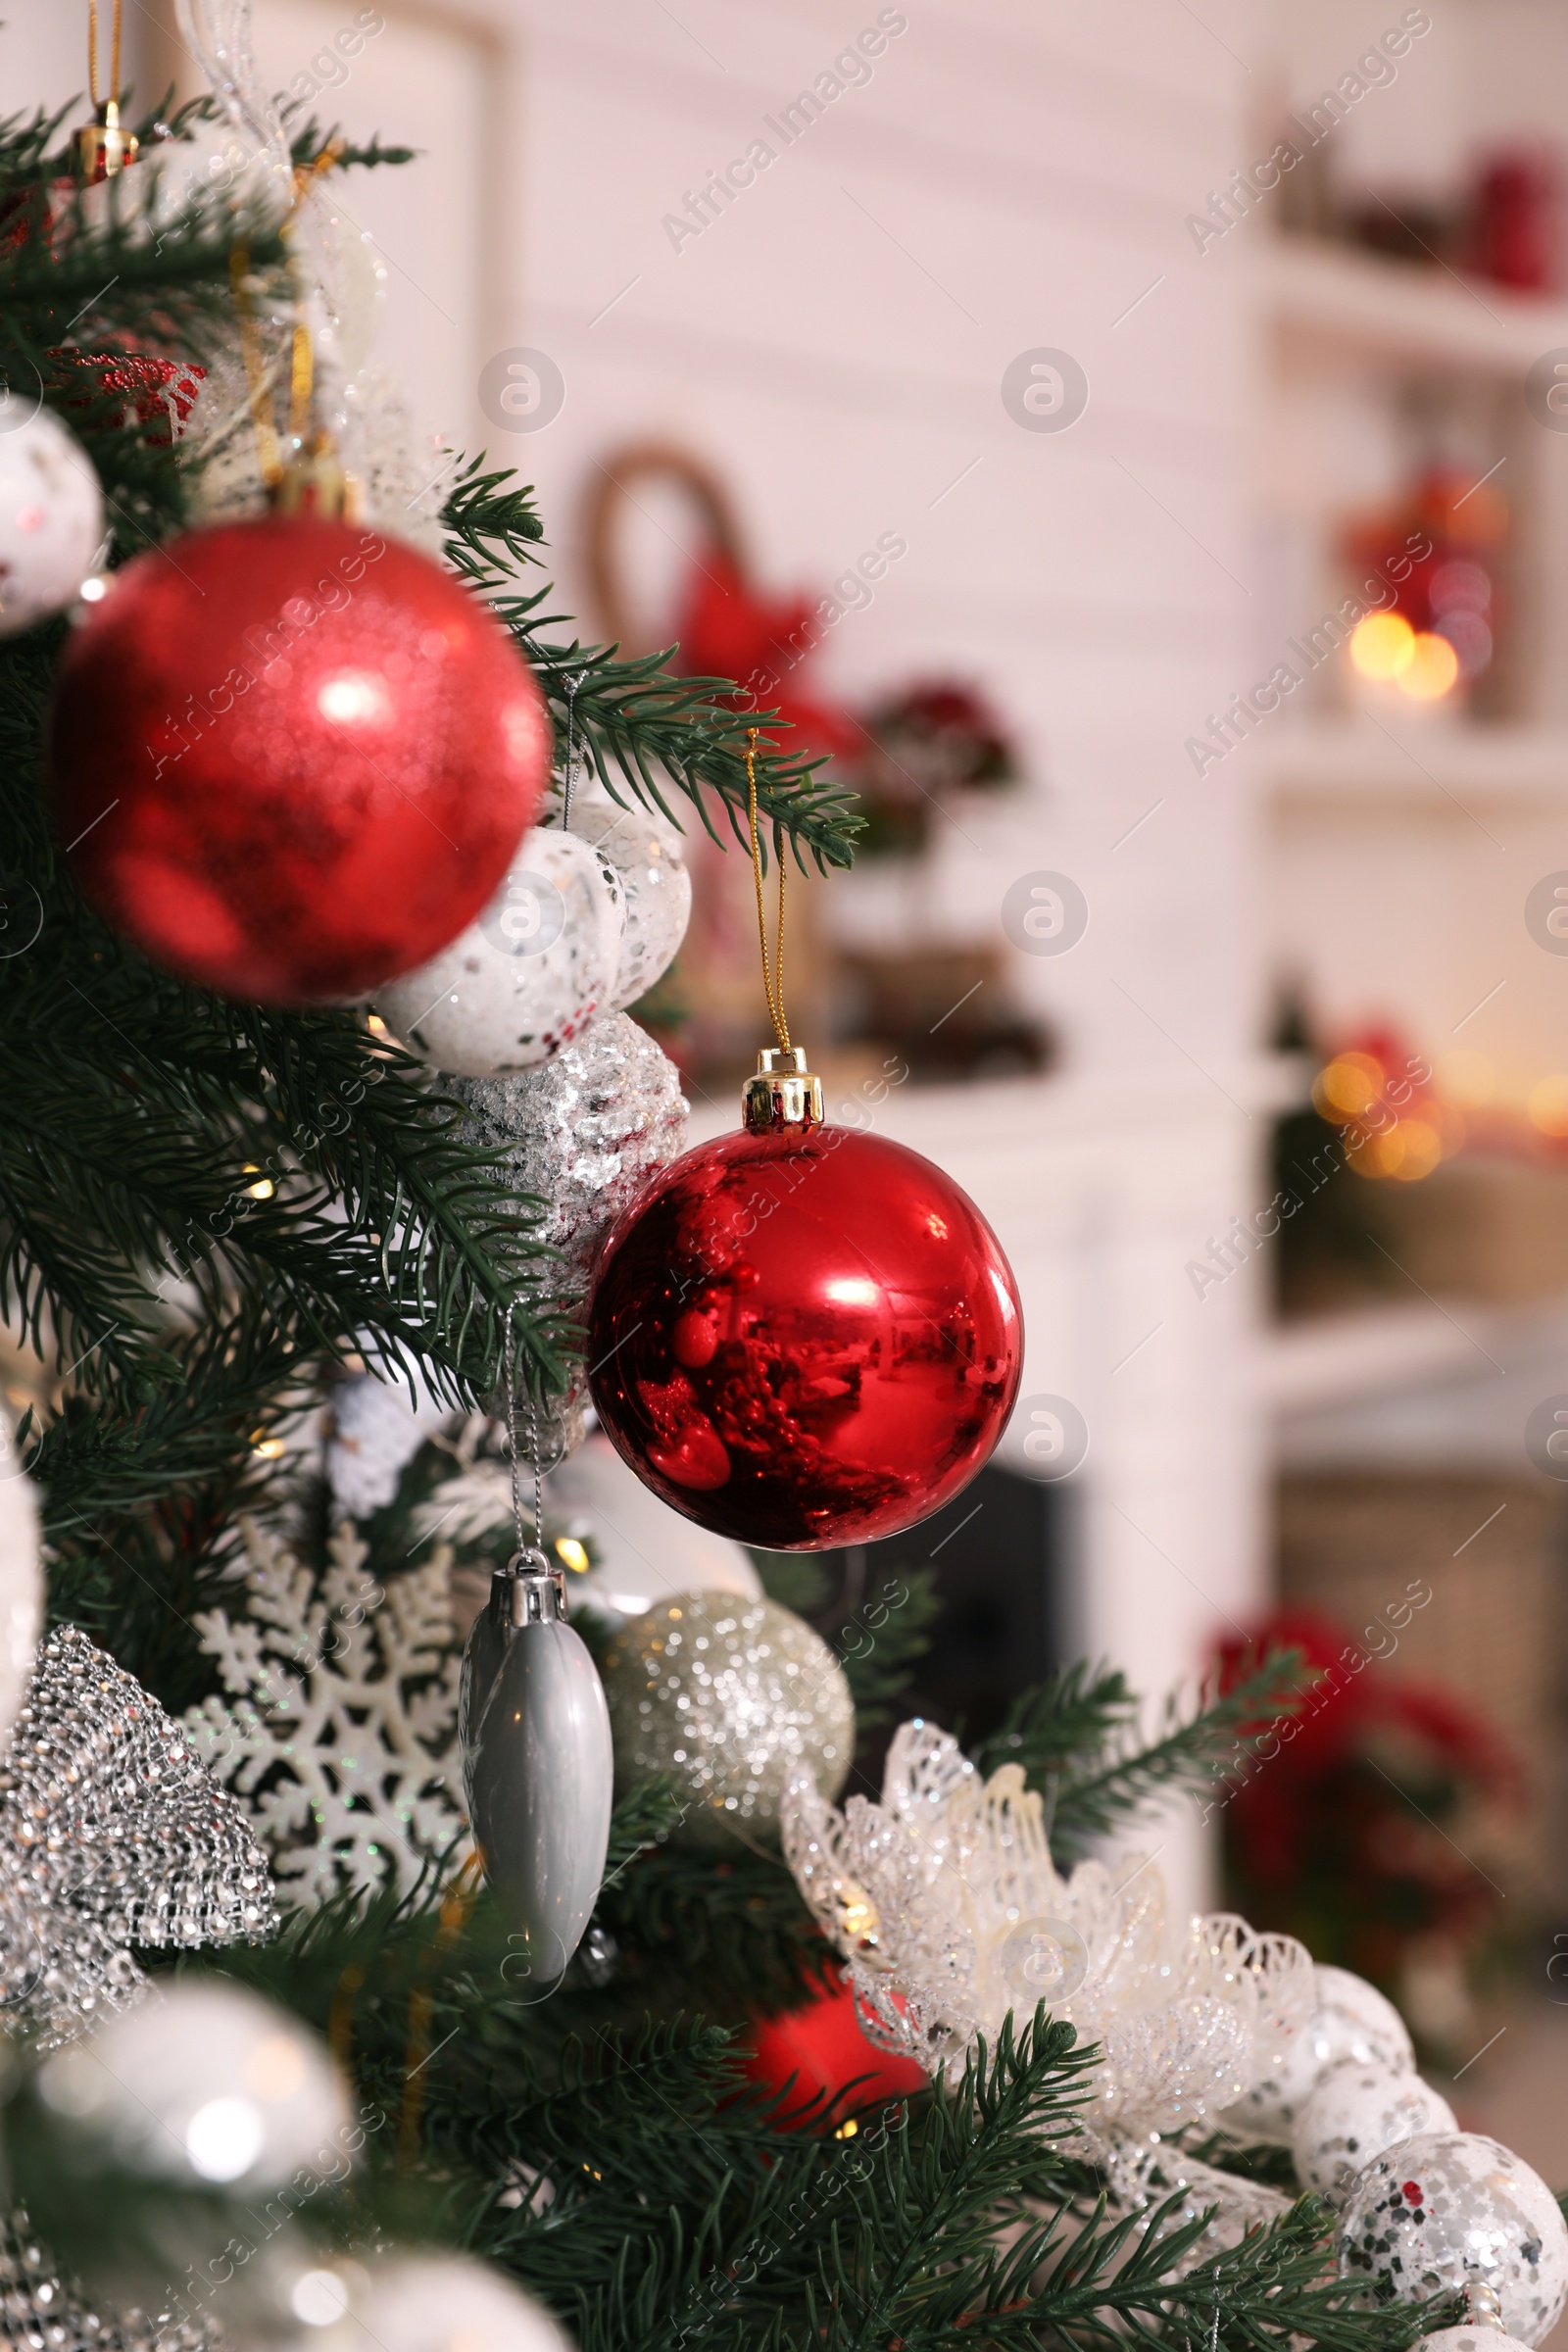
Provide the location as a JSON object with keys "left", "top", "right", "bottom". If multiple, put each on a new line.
{"left": 0, "top": 21, "right": 1560, "bottom": 2352}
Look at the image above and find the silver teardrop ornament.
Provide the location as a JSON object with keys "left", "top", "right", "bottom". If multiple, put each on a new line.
{"left": 463, "top": 1552, "right": 612, "bottom": 1984}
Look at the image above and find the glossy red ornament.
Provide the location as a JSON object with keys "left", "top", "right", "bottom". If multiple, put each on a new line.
{"left": 49, "top": 514, "right": 551, "bottom": 1003}
{"left": 741, "top": 1968, "right": 927, "bottom": 2130}
{"left": 587, "top": 1120, "right": 1023, "bottom": 1549}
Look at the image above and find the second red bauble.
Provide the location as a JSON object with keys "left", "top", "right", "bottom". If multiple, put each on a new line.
{"left": 587, "top": 1123, "right": 1022, "bottom": 1549}
{"left": 49, "top": 515, "right": 552, "bottom": 1003}
{"left": 741, "top": 1968, "right": 928, "bottom": 2130}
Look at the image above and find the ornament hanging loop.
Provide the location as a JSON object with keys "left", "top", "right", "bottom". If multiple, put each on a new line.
{"left": 497, "top": 1302, "right": 565, "bottom": 1626}
{"left": 742, "top": 730, "right": 822, "bottom": 1136}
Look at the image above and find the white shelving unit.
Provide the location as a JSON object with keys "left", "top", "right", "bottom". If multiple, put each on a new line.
{"left": 1264, "top": 238, "right": 1568, "bottom": 376}
{"left": 1261, "top": 721, "right": 1568, "bottom": 801}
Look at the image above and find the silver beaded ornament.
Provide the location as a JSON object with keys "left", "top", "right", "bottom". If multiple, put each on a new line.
{"left": 600, "top": 1591, "right": 854, "bottom": 1851}
{"left": 1339, "top": 2131, "right": 1568, "bottom": 2346}
{"left": 0, "top": 2213, "right": 217, "bottom": 2352}
{"left": 0, "top": 1624, "right": 276, "bottom": 2048}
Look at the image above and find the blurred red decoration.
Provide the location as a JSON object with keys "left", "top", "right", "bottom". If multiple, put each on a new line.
{"left": 1214, "top": 1611, "right": 1517, "bottom": 2000}
{"left": 1344, "top": 465, "right": 1508, "bottom": 693}
{"left": 851, "top": 680, "right": 1018, "bottom": 858}
{"left": 1468, "top": 145, "right": 1561, "bottom": 293}
{"left": 50, "top": 514, "right": 551, "bottom": 1004}
{"left": 741, "top": 1967, "right": 927, "bottom": 2130}
{"left": 675, "top": 545, "right": 857, "bottom": 764}
{"left": 588, "top": 1123, "right": 1023, "bottom": 1549}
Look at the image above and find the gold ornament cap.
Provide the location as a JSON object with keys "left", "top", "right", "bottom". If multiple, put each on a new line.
{"left": 742, "top": 1044, "right": 822, "bottom": 1135}
{"left": 272, "top": 432, "right": 367, "bottom": 522}
{"left": 74, "top": 100, "right": 139, "bottom": 184}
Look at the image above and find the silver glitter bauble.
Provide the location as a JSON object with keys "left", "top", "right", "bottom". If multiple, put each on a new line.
{"left": 554, "top": 778, "right": 692, "bottom": 1011}
{"left": 450, "top": 1010, "right": 688, "bottom": 1302}
{"left": 1294, "top": 2062, "right": 1456, "bottom": 2200}
{"left": 600, "top": 1591, "right": 854, "bottom": 1851}
{"left": 1224, "top": 1963, "right": 1414, "bottom": 2141}
{"left": 0, "top": 1625, "right": 276, "bottom": 2046}
{"left": 1339, "top": 2131, "right": 1568, "bottom": 2346}
{"left": 377, "top": 828, "right": 625, "bottom": 1078}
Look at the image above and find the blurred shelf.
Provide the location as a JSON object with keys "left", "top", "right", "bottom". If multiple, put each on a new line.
{"left": 1265, "top": 1289, "right": 1568, "bottom": 1472}
{"left": 1262, "top": 721, "right": 1568, "bottom": 803}
{"left": 1264, "top": 1298, "right": 1485, "bottom": 1415}
{"left": 1263, "top": 237, "right": 1568, "bottom": 374}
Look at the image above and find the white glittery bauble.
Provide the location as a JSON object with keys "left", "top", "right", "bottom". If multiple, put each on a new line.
{"left": 1224, "top": 1964, "right": 1414, "bottom": 2140}
{"left": 555, "top": 777, "right": 691, "bottom": 1010}
{"left": 0, "top": 1411, "right": 42, "bottom": 1746}
{"left": 376, "top": 828, "right": 625, "bottom": 1077}
{"left": 313, "top": 2254, "right": 572, "bottom": 2352}
{"left": 450, "top": 1010, "right": 688, "bottom": 1301}
{"left": 1294, "top": 2063, "right": 1457, "bottom": 2200}
{"left": 1339, "top": 2132, "right": 1568, "bottom": 2346}
{"left": 37, "top": 1981, "right": 347, "bottom": 2193}
{"left": 546, "top": 1432, "right": 760, "bottom": 1617}
{"left": 1419, "top": 2330, "right": 1536, "bottom": 2352}
{"left": 0, "top": 399, "right": 105, "bottom": 637}
{"left": 601, "top": 1591, "right": 855, "bottom": 1850}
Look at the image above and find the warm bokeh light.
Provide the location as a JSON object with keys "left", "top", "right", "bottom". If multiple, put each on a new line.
{"left": 1390, "top": 1118, "right": 1442, "bottom": 1179}
{"left": 1350, "top": 611, "right": 1415, "bottom": 678}
{"left": 555, "top": 1537, "right": 591, "bottom": 1574}
{"left": 1399, "top": 631, "right": 1460, "bottom": 701}
{"left": 1436, "top": 1050, "right": 1494, "bottom": 1106}
{"left": 1312, "top": 1052, "right": 1385, "bottom": 1121}
{"left": 1528, "top": 1075, "right": 1568, "bottom": 1137}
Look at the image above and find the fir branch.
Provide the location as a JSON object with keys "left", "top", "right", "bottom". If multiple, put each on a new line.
{"left": 972, "top": 1652, "right": 1311, "bottom": 1863}
{"left": 438, "top": 465, "right": 863, "bottom": 874}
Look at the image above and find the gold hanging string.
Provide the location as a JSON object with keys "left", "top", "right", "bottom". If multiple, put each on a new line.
{"left": 86, "top": 0, "right": 123, "bottom": 112}
{"left": 396, "top": 1850, "right": 484, "bottom": 2167}
{"left": 286, "top": 323, "right": 314, "bottom": 451}
{"left": 746, "top": 729, "right": 791, "bottom": 1053}
{"left": 227, "top": 144, "right": 345, "bottom": 489}
{"left": 228, "top": 244, "right": 284, "bottom": 487}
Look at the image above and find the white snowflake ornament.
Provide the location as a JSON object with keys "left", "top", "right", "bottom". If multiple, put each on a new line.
{"left": 185, "top": 1519, "right": 469, "bottom": 1903}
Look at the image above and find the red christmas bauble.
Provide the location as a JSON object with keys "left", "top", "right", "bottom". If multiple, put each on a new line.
{"left": 587, "top": 1122, "right": 1022, "bottom": 1548}
{"left": 741, "top": 1968, "right": 927, "bottom": 2130}
{"left": 49, "top": 515, "right": 551, "bottom": 1003}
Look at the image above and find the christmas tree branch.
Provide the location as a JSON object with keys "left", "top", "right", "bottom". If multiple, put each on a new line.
{"left": 972, "top": 1652, "right": 1310, "bottom": 1862}
{"left": 440, "top": 460, "right": 863, "bottom": 874}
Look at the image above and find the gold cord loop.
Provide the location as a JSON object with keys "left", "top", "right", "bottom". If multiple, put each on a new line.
{"left": 745, "top": 729, "right": 791, "bottom": 1054}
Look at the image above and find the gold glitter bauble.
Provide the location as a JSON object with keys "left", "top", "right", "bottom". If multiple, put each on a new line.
{"left": 600, "top": 1592, "right": 854, "bottom": 1851}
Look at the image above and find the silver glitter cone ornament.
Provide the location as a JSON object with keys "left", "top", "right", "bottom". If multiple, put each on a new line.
{"left": 450, "top": 1010, "right": 688, "bottom": 1300}
{"left": 0, "top": 1625, "right": 276, "bottom": 2046}
{"left": 462, "top": 1551, "right": 613, "bottom": 1982}
{"left": 601, "top": 1592, "right": 854, "bottom": 1852}
{"left": 1339, "top": 2131, "right": 1568, "bottom": 2345}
